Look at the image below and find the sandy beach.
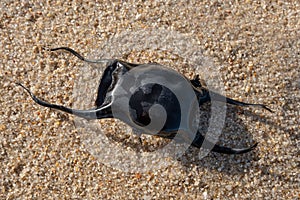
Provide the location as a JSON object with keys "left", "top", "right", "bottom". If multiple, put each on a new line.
{"left": 1, "top": 1, "right": 299, "bottom": 199}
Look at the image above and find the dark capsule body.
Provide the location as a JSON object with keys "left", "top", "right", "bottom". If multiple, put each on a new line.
{"left": 129, "top": 84, "right": 181, "bottom": 130}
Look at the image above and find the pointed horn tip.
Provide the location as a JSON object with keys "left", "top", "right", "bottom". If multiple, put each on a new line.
{"left": 236, "top": 142, "right": 258, "bottom": 154}
{"left": 251, "top": 142, "right": 258, "bottom": 149}
{"left": 254, "top": 103, "right": 273, "bottom": 113}
{"left": 240, "top": 142, "right": 258, "bottom": 154}
{"left": 15, "top": 82, "right": 32, "bottom": 95}
{"left": 262, "top": 105, "right": 274, "bottom": 113}
{"left": 15, "top": 82, "right": 25, "bottom": 88}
